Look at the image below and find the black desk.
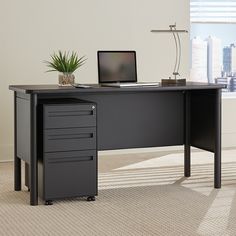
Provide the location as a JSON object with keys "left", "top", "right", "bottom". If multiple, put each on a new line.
{"left": 9, "top": 82, "right": 225, "bottom": 205}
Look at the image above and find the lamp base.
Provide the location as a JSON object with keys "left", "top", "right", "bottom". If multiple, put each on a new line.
{"left": 161, "top": 78, "right": 186, "bottom": 86}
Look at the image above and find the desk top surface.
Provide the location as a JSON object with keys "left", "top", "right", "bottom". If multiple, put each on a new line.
{"left": 9, "top": 82, "right": 225, "bottom": 94}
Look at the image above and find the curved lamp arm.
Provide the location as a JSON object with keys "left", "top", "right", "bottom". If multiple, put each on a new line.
{"left": 151, "top": 23, "right": 188, "bottom": 80}
{"left": 170, "top": 24, "right": 179, "bottom": 79}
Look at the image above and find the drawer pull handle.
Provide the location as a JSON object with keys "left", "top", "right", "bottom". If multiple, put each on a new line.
{"left": 47, "top": 156, "right": 93, "bottom": 163}
{"left": 48, "top": 133, "right": 93, "bottom": 140}
{"left": 48, "top": 110, "right": 93, "bottom": 117}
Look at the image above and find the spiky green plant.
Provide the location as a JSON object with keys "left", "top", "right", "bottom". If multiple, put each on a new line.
{"left": 44, "top": 51, "right": 86, "bottom": 74}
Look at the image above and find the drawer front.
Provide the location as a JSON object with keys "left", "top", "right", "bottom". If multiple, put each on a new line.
{"left": 43, "top": 150, "right": 97, "bottom": 199}
{"left": 44, "top": 104, "right": 96, "bottom": 129}
{"left": 44, "top": 127, "right": 96, "bottom": 152}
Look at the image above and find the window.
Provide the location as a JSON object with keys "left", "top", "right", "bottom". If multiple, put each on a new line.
{"left": 190, "top": 0, "right": 236, "bottom": 93}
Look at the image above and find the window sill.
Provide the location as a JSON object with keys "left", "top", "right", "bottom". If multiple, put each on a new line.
{"left": 222, "top": 92, "right": 236, "bottom": 99}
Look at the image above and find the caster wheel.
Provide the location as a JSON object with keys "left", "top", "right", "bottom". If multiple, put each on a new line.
{"left": 45, "top": 200, "right": 53, "bottom": 205}
{"left": 87, "top": 196, "right": 95, "bottom": 201}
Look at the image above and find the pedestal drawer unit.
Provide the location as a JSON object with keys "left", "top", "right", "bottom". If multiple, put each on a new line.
{"left": 38, "top": 99, "right": 97, "bottom": 205}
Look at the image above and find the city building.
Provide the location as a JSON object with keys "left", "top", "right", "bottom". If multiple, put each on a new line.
{"left": 223, "top": 46, "right": 231, "bottom": 74}
{"left": 207, "top": 36, "right": 222, "bottom": 83}
{"left": 215, "top": 77, "right": 231, "bottom": 92}
{"left": 230, "top": 77, "right": 236, "bottom": 92}
{"left": 190, "top": 37, "right": 208, "bottom": 82}
{"left": 223, "top": 44, "right": 236, "bottom": 76}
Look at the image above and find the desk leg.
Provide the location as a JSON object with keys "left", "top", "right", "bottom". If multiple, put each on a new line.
{"left": 25, "top": 162, "right": 30, "bottom": 190}
{"left": 184, "top": 145, "right": 191, "bottom": 177}
{"left": 14, "top": 92, "right": 21, "bottom": 191}
{"left": 215, "top": 90, "right": 221, "bottom": 189}
{"left": 184, "top": 91, "right": 191, "bottom": 177}
{"left": 30, "top": 94, "right": 38, "bottom": 205}
{"left": 14, "top": 157, "right": 21, "bottom": 191}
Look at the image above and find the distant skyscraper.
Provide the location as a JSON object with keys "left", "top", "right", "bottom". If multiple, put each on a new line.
{"left": 223, "top": 46, "right": 231, "bottom": 74}
{"left": 207, "top": 36, "right": 222, "bottom": 83}
{"left": 232, "top": 46, "right": 236, "bottom": 75}
{"left": 190, "top": 37, "right": 208, "bottom": 82}
{"left": 223, "top": 44, "right": 236, "bottom": 76}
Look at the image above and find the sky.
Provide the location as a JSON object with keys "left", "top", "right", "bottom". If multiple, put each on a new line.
{"left": 191, "top": 23, "right": 236, "bottom": 47}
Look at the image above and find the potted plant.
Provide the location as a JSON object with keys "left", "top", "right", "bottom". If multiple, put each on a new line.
{"left": 44, "top": 50, "right": 87, "bottom": 86}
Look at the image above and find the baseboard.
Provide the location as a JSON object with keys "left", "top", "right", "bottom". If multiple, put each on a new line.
{"left": 0, "top": 145, "right": 185, "bottom": 162}
{"left": 1, "top": 134, "right": 236, "bottom": 163}
{"left": 0, "top": 144, "right": 13, "bottom": 162}
{"left": 99, "top": 146, "right": 185, "bottom": 156}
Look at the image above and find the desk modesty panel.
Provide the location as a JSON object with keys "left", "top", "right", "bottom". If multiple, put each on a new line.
{"left": 9, "top": 82, "right": 225, "bottom": 205}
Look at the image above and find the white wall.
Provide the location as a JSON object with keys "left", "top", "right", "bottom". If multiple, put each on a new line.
{"left": 0, "top": 0, "right": 190, "bottom": 161}
{"left": 222, "top": 97, "right": 236, "bottom": 148}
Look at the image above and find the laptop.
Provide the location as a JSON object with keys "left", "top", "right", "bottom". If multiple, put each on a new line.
{"left": 97, "top": 51, "right": 159, "bottom": 87}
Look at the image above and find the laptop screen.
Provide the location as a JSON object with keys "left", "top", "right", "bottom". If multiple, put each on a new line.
{"left": 97, "top": 51, "right": 137, "bottom": 83}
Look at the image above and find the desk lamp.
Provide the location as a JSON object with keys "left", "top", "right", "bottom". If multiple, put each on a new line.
{"left": 151, "top": 23, "right": 188, "bottom": 85}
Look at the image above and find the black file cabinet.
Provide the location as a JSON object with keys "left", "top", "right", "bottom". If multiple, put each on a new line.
{"left": 38, "top": 99, "right": 97, "bottom": 205}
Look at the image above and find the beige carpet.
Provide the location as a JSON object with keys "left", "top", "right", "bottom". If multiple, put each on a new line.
{"left": 1, "top": 149, "right": 236, "bottom": 236}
